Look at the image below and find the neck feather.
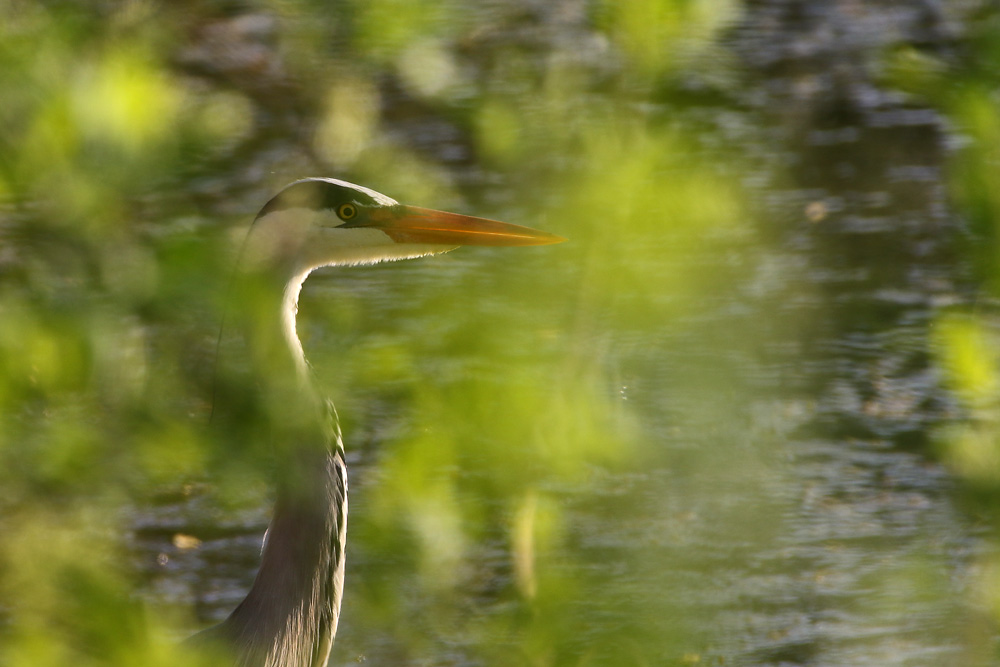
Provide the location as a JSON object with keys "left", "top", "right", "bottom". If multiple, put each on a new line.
{"left": 282, "top": 269, "right": 312, "bottom": 384}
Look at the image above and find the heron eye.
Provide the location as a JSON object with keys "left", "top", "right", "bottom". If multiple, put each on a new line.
{"left": 336, "top": 203, "right": 358, "bottom": 221}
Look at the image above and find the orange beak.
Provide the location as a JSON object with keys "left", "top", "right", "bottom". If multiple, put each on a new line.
{"left": 359, "top": 206, "right": 566, "bottom": 247}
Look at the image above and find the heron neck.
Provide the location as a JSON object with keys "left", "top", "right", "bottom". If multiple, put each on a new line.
{"left": 281, "top": 268, "right": 311, "bottom": 383}
{"left": 214, "top": 448, "right": 347, "bottom": 667}
{"left": 225, "top": 262, "right": 321, "bottom": 422}
{"left": 209, "top": 265, "right": 347, "bottom": 666}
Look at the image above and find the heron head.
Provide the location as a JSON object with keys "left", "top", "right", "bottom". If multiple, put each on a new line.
{"left": 241, "top": 178, "right": 564, "bottom": 277}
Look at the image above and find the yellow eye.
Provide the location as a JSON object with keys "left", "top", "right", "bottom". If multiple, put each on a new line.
{"left": 337, "top": 203, "right": 358, "bottom": 221}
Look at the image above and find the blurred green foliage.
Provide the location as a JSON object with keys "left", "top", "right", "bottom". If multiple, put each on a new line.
{"left": 884, "top": 4, "right": 1000, "bottom": 660}
{"left": 884, "top": 9, "right": 1000, "bottom": 289}
{"left": 0, "top": 1, "right": 799, "bottom": 666}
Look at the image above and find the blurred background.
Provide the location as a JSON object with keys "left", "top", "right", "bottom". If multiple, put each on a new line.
{"left": 2, "top": 0, "right": 1000, "bottom": 665}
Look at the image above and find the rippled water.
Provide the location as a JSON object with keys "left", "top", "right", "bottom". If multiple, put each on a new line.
{"left": 128, "top": 2, "right": 991, "bottom": 665}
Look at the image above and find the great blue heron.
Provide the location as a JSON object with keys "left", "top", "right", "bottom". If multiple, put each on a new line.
{"left": 192, "top": 178, "right": 563, "bottom": 666}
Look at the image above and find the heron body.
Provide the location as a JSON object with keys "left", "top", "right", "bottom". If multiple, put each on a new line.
{"left": 195, "top": 178, "right": 563, "bottom": 666}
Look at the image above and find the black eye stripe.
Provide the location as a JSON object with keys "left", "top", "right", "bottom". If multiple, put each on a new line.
{"left": 255, "top": 179, "right": 383, "bottom": 220}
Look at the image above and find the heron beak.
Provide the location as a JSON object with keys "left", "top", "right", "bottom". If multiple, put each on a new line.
{"left": 360, "top": 206, "right": 566, "bottom": 247}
